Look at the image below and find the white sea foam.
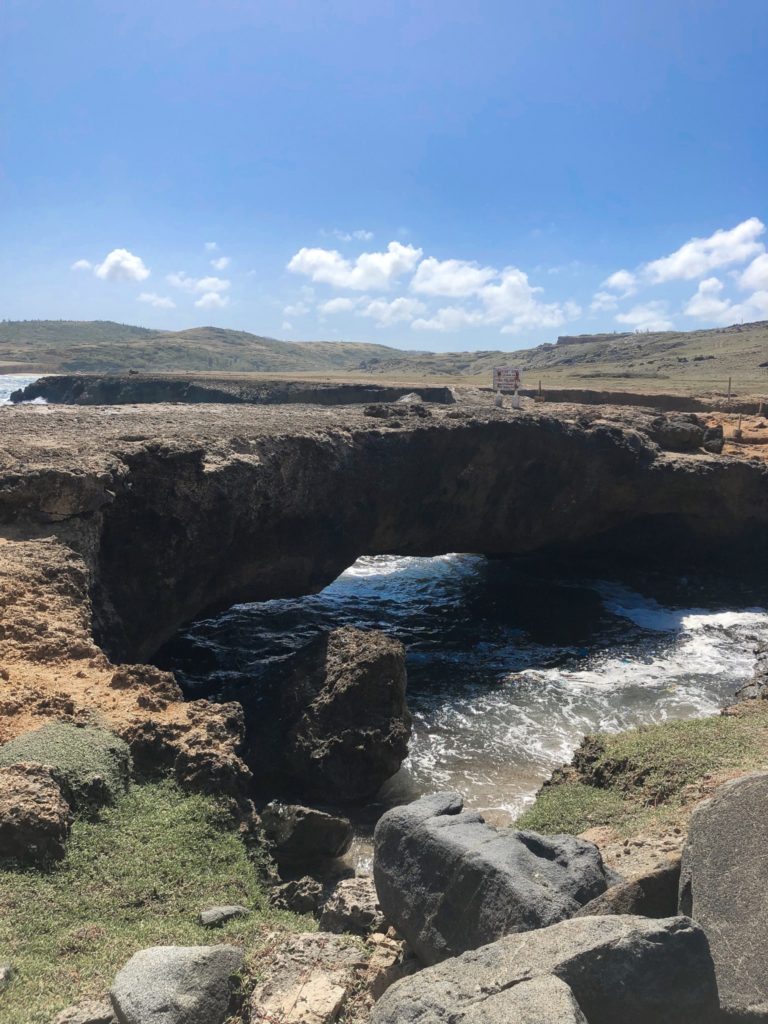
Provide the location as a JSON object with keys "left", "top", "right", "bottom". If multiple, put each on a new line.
{"left": 0, "top": 375, "right": 42, "bottom": 405}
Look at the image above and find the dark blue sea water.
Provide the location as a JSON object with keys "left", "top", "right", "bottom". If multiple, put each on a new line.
{"left": 159, "top": 554, "right": 768, "bottom": 831}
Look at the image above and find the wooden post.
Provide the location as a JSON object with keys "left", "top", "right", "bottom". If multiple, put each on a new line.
{"left": 727, "top": 376, "right": 732, "bottom": 408}
{"left": 538, "top": 379, "right": 542, "bottom": 398}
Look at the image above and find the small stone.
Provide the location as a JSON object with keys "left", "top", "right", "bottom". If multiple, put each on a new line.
{"left": 198, "top": 904, "right": 249, "bottom": 927}
{"left": 0, "top": 962, "right": 15, "bottom": 991}
{"left": 53, "top": 998, "right": 116, "bottom": 1024}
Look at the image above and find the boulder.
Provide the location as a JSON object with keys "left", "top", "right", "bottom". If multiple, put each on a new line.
{"left": 53, "top": 1000, "right": 116, "bottom": 1024}
{"left": 0, "top": 762, "right": 72, "bottom": 864}
{"left": 198, "top": 904, "right": 249, "bottom": 927}
{"left": 463, "top": 975, "right": 587, "bottom": 1023}
{"left": 679, "top": 771, "right": 768, "bottom": 1020}
{"left": 371, "top": 915, "right": 719, "bottom": 1024}
{"left": 0, "top": 723, "right": 131, "bottom": 814}
{"left": 269, "top": 876, "right": 324, "bottom": 915}
{"left": 249, "top": 932, "right": 365, "bottom": 1024}
{"left": 261, "top": 802, "right": 353, "bottom": 864}
{"left": 373, "top": 793, "right": 612, "bottom": 964}
{"left": 110, "top": 945, "right": 243, "bottom": 1024}
{"left": 647, "top": 414, "right": 723, "bottom": 454}
{"left": 735, "top": 641, "right": 768, "bottom": 701}
{"left": 282, "top": 627, "right": 411, "bottom": 802}
{"left": 574, "top": 856, "right": 680, "bottom": 919}
{"left": 320, "top": 876, "right": 386, "bottom": 936}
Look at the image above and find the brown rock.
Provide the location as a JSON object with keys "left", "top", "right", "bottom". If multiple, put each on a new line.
{"left": 0, "top": 762, "right": 72, "bottom": 863}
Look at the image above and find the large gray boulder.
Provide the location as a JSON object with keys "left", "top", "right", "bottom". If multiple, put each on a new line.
{"left": 110, "top": 945, "right": 243, "bottom": 1024}
{"left": 373, "top": 792, "right": 612, "bottom": 964}
{"left": 462, "top": 975, "right": 587, "bottom": 1023}
{"left": 371, "top": 915, "right": 719, "bottom": 1024}
{"left": 679, "top": 771, "right": 768, "bottom": 1020}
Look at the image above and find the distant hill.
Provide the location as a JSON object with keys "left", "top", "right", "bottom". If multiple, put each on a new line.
{"left": 1, "top": 318, "right": 767, "bottom": 393}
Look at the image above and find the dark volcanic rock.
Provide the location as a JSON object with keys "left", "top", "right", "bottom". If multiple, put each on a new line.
{"left": 679, "top": 771, "right": 768, "bottom": 1021}
{"left": 373, "top": 792, "right": 612, "bottom": 964}
{"left": 110, "top": 945, "right": 243, "bottom": 1024}
{"left": 371, "top": 915, "right": 719, "bottom": 1024}
{"left": 261, "top": 801, "right": 353, "bottom": 864}
{"left": 647, "top": 413, "right": 723, "bottom": 453}
{"left": 574, "top": 856, "right": 681, "bottom": 919}
{"left": 281, "top": 627, "right": 411, "bottom": 803}
{"left": 269, "top": 876, "right": 324, "bottom": 915}
{"left": 0, "top": 762, "right": 72, "bottom": 864}
{"left": 735, "top": 642, "right": 768, "bottom": 701}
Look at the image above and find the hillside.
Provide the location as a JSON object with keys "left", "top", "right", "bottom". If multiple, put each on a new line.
{"left": 1, "top": 318, "right": 767, "bottom": 394}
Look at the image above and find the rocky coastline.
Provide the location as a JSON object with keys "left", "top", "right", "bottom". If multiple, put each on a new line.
{"left": 2, "top": 386, "right": 768, "bottom": 1022}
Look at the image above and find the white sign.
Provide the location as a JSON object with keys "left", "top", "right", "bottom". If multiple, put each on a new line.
{"left": 493, "top": 366, "right": 522, "bottom": 392}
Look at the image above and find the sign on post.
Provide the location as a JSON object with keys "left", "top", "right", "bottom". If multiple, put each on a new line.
{"left": 492, "top": 367, "right": 522, "bottom": 392}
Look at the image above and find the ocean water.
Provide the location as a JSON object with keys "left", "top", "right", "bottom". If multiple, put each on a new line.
{"left": 158, "top": 554, "right": 768, "bottom": 832}
{"left": 0, "top": 375, "right": 42, "bottom": 404}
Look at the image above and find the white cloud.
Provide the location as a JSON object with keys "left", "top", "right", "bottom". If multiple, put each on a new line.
{"left": 210, "top": 256, "right": 231, "bottom": 271}
{"left": 615, "top": 301, "right": 674, "bottom": 331}
{"left": 194, "top": 291, "right": 229, "bottom": 310}
{"left": 94, "top": 248, "right": 150, "bottom": 282}
{"left": 411, "top": 257, "right": 497, "bottom": 297}
{"left": 412, "top": 306, "right": 482, "bottom": 332}
{"left": 331, "top": 228, "right": 374, "bottom": 242}
{"left": 205, "top": 241, "right": 218, "bottom": 251}
{"left": 739, "top": 252, "right": 768, "bottom": 292}
{"left": 71, "top": 259, "right": 93, "bottom": 271}
{"left": 167, "top": 272, "right": 230, "bottom": 294}
{"left": 602, "top": 269, "right": 637, "bottom": 296}
{"left": 283, "top": 301, "right": 310, "bottom": 316}
{"left": 643, "top": 218, "right": 765, "bottom": 283}
{"left": 590, "top": 290, "right": 619, "bottom": 312}
{"left": 138, "top": 292, "right": 176, "bottom": 309}
{"left": 318, "top": 297, "right": 358, "bottom": 315}
{"left": 360, "top": 297, "right": 426, "bottom": 326}
{"left": 287, "top": 240, "right": 423, "bottom": 291}
{"left": 683, "top": 278, "right": 732, "bottom": 321}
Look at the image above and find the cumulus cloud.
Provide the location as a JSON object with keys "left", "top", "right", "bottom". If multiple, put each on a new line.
{"left": 138, "top": 292, "right": 176, "bottom": 309}
{"left": 643, "top": 218, "right": 765, "bottom": 283}
{"left": 210, "top": 256, "right": 231, "bottom": 271}
{"left": 411, "top": 257, "right": 497, "bottom": 297}
{"left": 615, "top": 301, "right": 673, "bottom": 331}
{"left": 287, "top": 241, "right": 423, "bottom": 291}
{"left": 590, "top": 291, "right": 619, "bottom": 312}
{"left": 195, "top": 291, "right": 229, "bottom": 310}
{"left": 602, "top": 269, "right": 637, "bottom": 296}
{"left": 412, "top": 306, "right": 483, "bottom": 332}
{"left": 167, "top": 272, "right": 230, "bottom": 294}
{"left": 94, "top": 248, "right": 150, "bottom": 282}
{"left": 739, "top": 252, "right": 768, "bottom": 292}
{"left": 683, "top": 278, "right": 732, "bottom": 321}
{"left": 360, "top": 297, "right": 426, "bottom": 326}
{"left": 71, "top": 259, "right": 93, "bottom": 271}
{"left": 318, "top": 297, "right": 358, "bottom": 315}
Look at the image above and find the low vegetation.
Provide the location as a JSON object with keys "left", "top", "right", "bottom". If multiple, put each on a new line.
{"left": 517, "top": 702, "right": 768, "bottom": 837}
{"left": 0, "top": 779, "right": 310, "bottom": 1024}
{"left": 2, "top": 318, "right": 767, "bottom": 394}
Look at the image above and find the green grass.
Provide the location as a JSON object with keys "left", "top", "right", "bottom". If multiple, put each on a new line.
{"left": 517, "top": 705, "right": 768, "bottom": 838}
{"left": 0, "top": 779, "right": 311, "bottom": 1024}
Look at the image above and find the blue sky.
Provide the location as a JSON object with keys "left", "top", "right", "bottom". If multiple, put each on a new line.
{"left": 2, "top": 0, "right": 767, "bottom": 351}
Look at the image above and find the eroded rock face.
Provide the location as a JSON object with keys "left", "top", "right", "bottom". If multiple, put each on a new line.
{"left": 735, "top": 641, "right": 768, "bottom": 701}
{"left": 320, "top": 877, "right": 386, "bottom": 936}
{"left": 374, "top": 793, "right": 611, "bottom": 964}
{"left": 249, "top": 932, "right": 365, "bottom": 1024}
{"left": 648, "top": 414, "right": 724, "bottom": 453}
{"left": 110, "top": 945, "right": 243, "bottom": 1024}
{"left": 269, "top": 876, "right": 324, "bottom": 915}
{"left": 679, "top": 771, "right": 768, "bottom": 1021}
{"left": 261, "top": 802, "right": 353, "bottom": 864}
{"left": 574, "top": 857, "right": 681, "bottom": 919}
{"left": 0, "top": 762, "right": 72, "bottom": 863}
{"left": 281, "top": 628, "right": 411, "bottom": 802}
{"left": 371, "top": 915, "right": 719, "bottom": 1024}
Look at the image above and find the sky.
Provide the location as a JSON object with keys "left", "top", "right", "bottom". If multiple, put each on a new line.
{"left": 2, "top": 0, "right": 767, "bottom": 351}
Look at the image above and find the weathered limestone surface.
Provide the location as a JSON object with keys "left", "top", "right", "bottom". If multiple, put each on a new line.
{"left": 679, "top": 771, "right": 768, "bottom": 1021}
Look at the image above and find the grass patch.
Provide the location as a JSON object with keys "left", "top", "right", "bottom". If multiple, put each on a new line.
{"left": 0, "top": 779, "right": 311, "bottom": 1024}
{"left": 517, "top": 705, "right": 768, "bottom": 838}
